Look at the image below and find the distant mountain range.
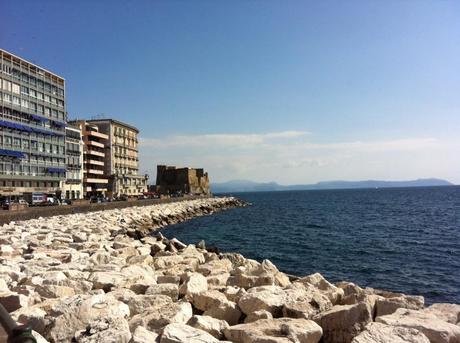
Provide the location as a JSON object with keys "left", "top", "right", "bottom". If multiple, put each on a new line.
{"left": 211, "top": 178, "right": 454, "bottom": 193}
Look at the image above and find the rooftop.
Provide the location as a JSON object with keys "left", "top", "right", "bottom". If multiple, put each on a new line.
{"left": 86, "top": 119, "right": 139, "bottom": 133}
{"left": 0, "top": 48, "right": 65, "bottom": 82}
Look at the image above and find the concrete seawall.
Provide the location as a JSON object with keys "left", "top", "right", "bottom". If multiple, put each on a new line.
{"left": 0, "top": 195, "right": 215, "bottom": 225}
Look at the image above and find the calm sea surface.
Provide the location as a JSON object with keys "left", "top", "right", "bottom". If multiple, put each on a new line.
{"left": 162, "top": 186, "right": 460, "bottom": 304}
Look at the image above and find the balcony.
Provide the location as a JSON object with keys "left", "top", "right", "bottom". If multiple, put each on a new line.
{"left": 84, "top": 169, "right": 104, "bottom": 175}
{"left": 84, "top": 177, "right": 108, "bottom": 184}
{"left": 86, "top": 130, "right": 108, "bottom": 140}
{"left": 86, "top": 149, "right": 104, "bottom": 157}
{"left": 87, "top": 140, "right": 105, "bottom": 148}
{"left": 86, "top": 159, "right": 104, "bottom": 166}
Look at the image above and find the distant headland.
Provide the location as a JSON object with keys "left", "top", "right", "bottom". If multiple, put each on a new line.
{"left": 211, "top": 178, "right": 455, "bottom": 193}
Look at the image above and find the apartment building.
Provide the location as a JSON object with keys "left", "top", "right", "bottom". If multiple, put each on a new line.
{"left": 69, "top": 120, "right": 109, "bottom": 198}
{"left": 0, "top": 49, "right": 66, "bottom": 197}
{"left": 86, "top": 119, "right": 147, "bottom": 197}
{"left": 62, "top": 125, "right": 83, "bottom": 199}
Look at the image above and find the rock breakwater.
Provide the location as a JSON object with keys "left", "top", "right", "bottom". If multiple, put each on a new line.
{"left": 0, "top": 196, "right": 459, "bottom": 343}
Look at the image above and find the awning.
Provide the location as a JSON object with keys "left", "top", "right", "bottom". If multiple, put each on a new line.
{"left": 30, "top": 114, "right": 49, "bottom": 122}
{"left": 0, "top": 149, "right": 26, "bottom": 159}
{"left": 0, "top": 119, "right": 64, "bottom": 137}
{"left": 47, "top": 167, "right": 66, "bottom": 173}
{"left": 53, "top": 121, "right": 66, "bottom": 128}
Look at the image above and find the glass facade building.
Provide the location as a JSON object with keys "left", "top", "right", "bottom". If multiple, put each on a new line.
{"left": 0, "top": 49, "right": 66, "bottom": 197}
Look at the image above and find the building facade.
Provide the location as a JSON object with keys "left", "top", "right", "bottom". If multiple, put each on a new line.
{"left": 86, "top": 119, "right": 147, "bottom": 197}
{"left": 0, "top": 49, "right": 67, "bottom": 198}
{"left": 62, "top": 125, "right": 83, "bottom": 200}
{"left": 156, "top": 165, "right": 210, "bottom": 195}
{"left": 69, "top": 120, "right": 109, "bottom": 198}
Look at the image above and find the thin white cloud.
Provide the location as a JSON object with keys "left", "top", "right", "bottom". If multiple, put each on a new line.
{"left": 139, "top": 130, "right": 309, "bottom": 148}
{"left": 138, "top": 131, "right": 457, "bottom": 184}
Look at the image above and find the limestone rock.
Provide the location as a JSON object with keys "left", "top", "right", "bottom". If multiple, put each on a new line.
{"left": 73, "top": 317, "right": 131, "bottom": 343}
{"left": 375, "top": 295, "right": 425, "bottom": 317}
{"left": 230, "top": 259, "right": 291, "bottom": 289}
{"left": 238, "top": 285, "right": 286, "bottom": 316}
{"left": 314, "top": 302, "right": 372, "bottom": 343}
{"left": 160, "top": 322, "right": 220, "bottom": 342}
{"left": 130, "top": 326, "right": 160, "bottom": 343}
{"left": 129, "top": 300, "right": 192, "bottom": 333}
{"left": 376, "top": 308, "right": 460, "bottom": 343}
{"left": 178, "top": 273, "right": 207, "bottom": 299}
{"left": 224, "top": 318, "right": 323, "bottom": 343}
{"left": 423, "top": 303, "right": 460, "bottom": 324}
{"left": 191, "top": 290, "right": 228, "bottom": 312}
{"left": 187, "top": 315, "right": 229, "bottom": 339}
{"left": 203, "top": 301, "right": 242, "bottom": 326}
{"left": 47, "top": 294, "right": 130, "bottom": 342}
{"left": 145, "top": 284, "right": 179, "bottom": 301}
{"left": 88, "top": 271, "right": 126, "bottom": 291}
{"left": 244, "top": 310, "right": 273, "bottom": 323}
{"left": 0, "top": 292, "right": 31, "bottom": 312}
{"left": 352, "top": 322, "right": 430, "bottom": 343}
{"left": 298, "top": 273, "right": 344, "bottom": 305}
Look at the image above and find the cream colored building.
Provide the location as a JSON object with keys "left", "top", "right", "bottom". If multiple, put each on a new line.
{"left": 61, "top": 125, "right": 83, "bottom": 199}
{"left": 68, "top": 120, "right": 109, "bottom": 198}
{"left": 86, "top": 119, "right": 147, "bottom": 197}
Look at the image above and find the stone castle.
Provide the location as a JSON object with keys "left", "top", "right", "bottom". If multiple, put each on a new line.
{"left": 155, "top": 165, "right": 210, "bottom": 195}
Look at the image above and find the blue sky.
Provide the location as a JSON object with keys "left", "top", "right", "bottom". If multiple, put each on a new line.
{"left": 1, "top": 1, "right": 459, "bottom": 183}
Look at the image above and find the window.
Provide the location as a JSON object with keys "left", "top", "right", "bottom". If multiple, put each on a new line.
{"left": 44, "top": 94, "right": 50, "bottom": 103}
{"left": 13, "top": 137, "right": 21, "bottom": 146}
{"left": 3, "top": 93, "right": 11, "bottom": 102}
{"left": 2, "top": 80, "right": 11, "bottom": 91}
{"left": 22, "top": 140, "right": 29, "bottom": 149}
{"left": 21, "top": 86, "right": 29, "bottom": 95}
{"left": 4, "top": 136, "right": 12, "bottom": 146}
{"left": 21, "top": 99, "right": 28, "bottom": 108}
{"left": 12, "top": 83, "right": 20, "bottom": 94}
{"left": 37, "top": 92, "right": 43, "bottom": 100}
{"left": 37, "top": 105, "right": 44, "bottom": 113}
{"left": 45, "top": 107, "right": 51, "bottom": 115}
{"left": 29, "top": 89, "right": 37, "bottom": 98}
{"left": 29, "top": 76, "right": 37, "bottom": 86}
{"left": 52, "top": 109, "right": 58, "bottom": 117}
{"left": 1, "top": 64, "right": 12, "bottom": 74}
{"left": 12, "top": 96, "right": 20, "bottom": 105}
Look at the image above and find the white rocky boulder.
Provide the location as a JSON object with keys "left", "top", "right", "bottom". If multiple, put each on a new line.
{"left": 160, "top": 323, "right": 220, "bottom": 342}
{"left": 352, "top": 322, "right": 430, "bottom": 343}
{"left": 423, "top": 303, "right": 460, "bottom": 324}
{"left": 376, "top": 308, "right": 460, "bottom": 343}
{"left": 187, "top": 315, "right": 229, "bottom": 339}
{"left": 314, "top": 302, "right": 372, "bottom": 343}
{"left": 130, "top": 326, "right": 160, "bottom": 343}
{"left": 224, "top": 318, "right": 323, "bottom": 343}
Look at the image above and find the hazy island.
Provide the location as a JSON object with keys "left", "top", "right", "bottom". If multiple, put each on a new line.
{"left": 211, "top": 178, "right": 454, "bottom": 193}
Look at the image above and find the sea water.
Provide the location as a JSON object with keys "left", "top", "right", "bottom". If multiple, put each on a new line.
{"left": 163, "top": 186, "right": 460, "bottom": 304}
